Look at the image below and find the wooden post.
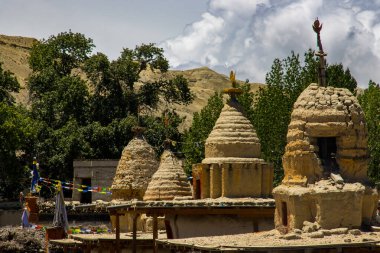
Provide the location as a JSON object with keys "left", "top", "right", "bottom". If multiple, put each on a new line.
{"left": 132, "top": 213, "right": 138, "bottom": 253}
{"left": 153, "top": 214, "right": 158, "bottom": 253}
{"left": 115, "top": 214, "right": 120, "bottom": 253}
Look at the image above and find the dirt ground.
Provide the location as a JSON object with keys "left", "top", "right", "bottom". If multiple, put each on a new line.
{"left": 159, "top": 229, "right": 380, "bottom": 250}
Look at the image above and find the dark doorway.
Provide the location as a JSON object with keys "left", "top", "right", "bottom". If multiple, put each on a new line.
{"left": 281, "top": 202, "right": 288, "bottom": 227}
{"left": 195, "top": 179, "right": 201, "bottom": 199}
{"left": 80, "top": 178, "right": 92, "bottom": 204}
{"left": 317, "top": 137, "right": 339, "bottom": 175}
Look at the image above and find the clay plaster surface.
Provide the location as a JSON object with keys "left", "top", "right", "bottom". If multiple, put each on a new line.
{"left": 111, "top": 137, "right": 159, "bottom": 200}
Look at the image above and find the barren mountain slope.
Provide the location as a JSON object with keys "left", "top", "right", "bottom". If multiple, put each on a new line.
{"left": 0, "top": 34, "right": 36, "bottom": 104}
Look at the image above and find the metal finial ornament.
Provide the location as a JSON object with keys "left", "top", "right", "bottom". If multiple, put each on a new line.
{"left": 313, "top": 18, "right": 327, "bottom": 87}
{"left": 223, "top": 70, "right": 242, "bottom": 102}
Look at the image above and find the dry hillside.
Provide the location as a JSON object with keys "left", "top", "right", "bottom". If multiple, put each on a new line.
{"left": 0, "top": 34, "right": 265, "bottom": 129}
{"left": 0, "top": 34, "right": 36, "bottom": 103}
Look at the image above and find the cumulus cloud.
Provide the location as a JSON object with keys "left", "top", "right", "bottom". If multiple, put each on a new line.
{"left": 161, "top": 0, "right": 380, "bottom": 87}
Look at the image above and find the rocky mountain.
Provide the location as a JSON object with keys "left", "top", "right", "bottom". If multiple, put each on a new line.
{"left": 0, "top": 34, "right": 265, "bottom": 128}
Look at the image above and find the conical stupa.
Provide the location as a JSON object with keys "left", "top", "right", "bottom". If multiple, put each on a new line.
{"left": 111, "top": 127, "right": 159, "bottom": 200}
{"left": 273, "top": 19, "right": 378, "bottom": 233}
{"left": 192, "top": 71, "right": 273, "bottom": 199}
{"left": 203, "top": 99, "right": 261, "bottom": 163}
{"left": 143, "top": 143, "right": 192, "bottom": 201}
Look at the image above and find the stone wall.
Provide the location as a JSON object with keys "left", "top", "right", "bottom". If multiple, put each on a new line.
{"left": 273, "top": 181, "right": 378, "bottom": 232}
{"left": 72, "top": 160, "right": 118, "bottom": 202}
{"left": 166, "top": 214, "right": 274, "bottom": 238}
{"left": 282, "top": 84, "right": 369, "bottom": 185}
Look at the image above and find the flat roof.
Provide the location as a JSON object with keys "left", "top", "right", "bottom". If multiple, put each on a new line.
{"left": 107, "top": 197, "right": 275, "bottom": 216}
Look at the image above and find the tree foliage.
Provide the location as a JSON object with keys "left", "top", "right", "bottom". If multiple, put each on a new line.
{"left": 0, "top": 62, "right": 20, "bottom": 104}
{"left": 83, "top": 44, "right": 192, "bottom": 125}
{"left": 0, "top": 103, "right": 36, "bottom": 199}
{"left": 358, "top": 81, "right": 380, "bottom": 182}
{"left": 29, "top": 31, "right": 94, "bottom": 76}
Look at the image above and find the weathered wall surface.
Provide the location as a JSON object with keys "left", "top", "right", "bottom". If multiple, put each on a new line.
{"left": 195, "top": 162, "right": 273, "bottom": 198}
{"left": 282, "top": 84, "right": 369, "bottom": 185}
{"left": 72, "top": 160, "right": 118, "bottom": 202}
{"left": 166, "top": 214, "right": 274, "bottom": 238}
{"left": 273, "top": 181, "right": 378, "bottom": 232}
{"left": 111, "top": 137, "right": 159, "bottom": 200}
{"left": 143, "top": 150, "right": 192, "bottom": 201}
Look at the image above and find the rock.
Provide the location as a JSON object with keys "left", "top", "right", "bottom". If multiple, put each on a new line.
{"left": 348, "top": 229, "right": 361, "bottom": 235}
{"left": 330, "top": 228, "right": 348, "bottom": 235}
{"left": 302, "top": 221, "right": 320, "bottom": 233}
{"left": 362, "top": 238, "right": 375, "bottom": 242}
{"left": 344, "top": 238, "right": 352, "bottom": 243}
{"left": 330, "top": 173, "right": 344, "bottom": 184}
{"left": 336, "top": 103, "right": 344, "bottom": 110}
{"left": 283, "top": 233, "right": 301, "bottom": 240}
{"left": 320, "top": 229, "right": 332, "bottom": 236}
{"left": 308, "top": 231, "right": 324, "bottom": 238}
{"left": 344, "top": 99, "right": 352, "bottom": 106}
{"left": 293, "top": 229, "right": 302, "bottom": 234}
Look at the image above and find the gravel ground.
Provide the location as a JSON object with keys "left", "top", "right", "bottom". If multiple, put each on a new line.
{"left": 159, "top": 229, "right": 380, "bottom": 250}
{"left": 0, "top": 226, "right": 68, "bottom": 253}
{"left": 0, "top": 226, "right": 45, "bottom": 252}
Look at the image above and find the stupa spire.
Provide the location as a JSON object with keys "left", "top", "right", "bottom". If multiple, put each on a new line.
{"left": 313, "top": 18, "right": 327, "bottom": 87}
{"left": 223, "top": 70, "right": 242, "bottom": 102}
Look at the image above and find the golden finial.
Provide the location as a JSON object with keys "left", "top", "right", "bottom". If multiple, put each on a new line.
{"left": 223, "top": 70, "right": 242, "bottom": 101}
{"left": 230, "top": 70, "right": 237, "bottom": 88}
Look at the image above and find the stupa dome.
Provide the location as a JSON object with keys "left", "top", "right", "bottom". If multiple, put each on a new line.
{"left": 203, "top": 100, "right": 261, "bottom": 163}
{"left": 282, "top": 83, "right": 368, "bottom": 185}
{"left": 111, "top": 136, "right": 159, "bottom": 200}
{"left": 143, "top": 150, "right": 192, "bottom": 201}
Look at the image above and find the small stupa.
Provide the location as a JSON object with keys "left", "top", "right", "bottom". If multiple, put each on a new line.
{"left": 273, "top": 19, "right": 378, "bottom": 233}
{"left": 193, "top": 71, "right": 273, "bottom": 199}
{"left": 143, "top": 140, "right": 192, "bottom": 201}
{"left": 111, "top": 126, "right": 159, "bottom": 200}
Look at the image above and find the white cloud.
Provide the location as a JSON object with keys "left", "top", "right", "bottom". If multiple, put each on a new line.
{"left": 161, "top": 0, "right": 380, "bottom": 87}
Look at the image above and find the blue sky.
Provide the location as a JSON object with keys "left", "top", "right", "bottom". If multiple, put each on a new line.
{"left": 1, "top": 0, "right": 380, "bottom": 87}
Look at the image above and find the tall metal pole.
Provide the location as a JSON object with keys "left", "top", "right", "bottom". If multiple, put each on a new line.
{"left": 313, "top": 18, "right": 327, "bottom": 87}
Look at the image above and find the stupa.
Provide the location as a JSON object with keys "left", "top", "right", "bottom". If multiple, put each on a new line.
{"left": 143, "top": 140, "right": 192, "bottom": 201}
{"left": 192, "top": 71, "right": 273, "bottom": 199}
{"left": 111, "top": 127, "right": 159, "bottom": 200}
{"left": 273, "top": 19, "right": 378, "bottom": 232}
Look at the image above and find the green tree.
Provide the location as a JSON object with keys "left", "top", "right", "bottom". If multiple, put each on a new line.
{"left": 0, "top": 103, "right": 36, "bottom": 199}
{"left": 0, "top": 62, "right": 20, "bottom": 105}
{"left": 83, "top": 44, "right": 192, "bottom": 125}
{"left": 28, "top": 32, "right": 93, "bottom": 128}
{"left": 327, "top": 64, "right": 357, "bottom": 93}
{"left": 27, "top": 31, "right": 94, "bottom": 184}
{"left": 0, "top": 64, "right": 35, "bottom": 198}
{"left": 358, "top": 80, "right": 380, "bottom": 182}
{"left": 29, "top": 31, "right": 94, "bottom": 76}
